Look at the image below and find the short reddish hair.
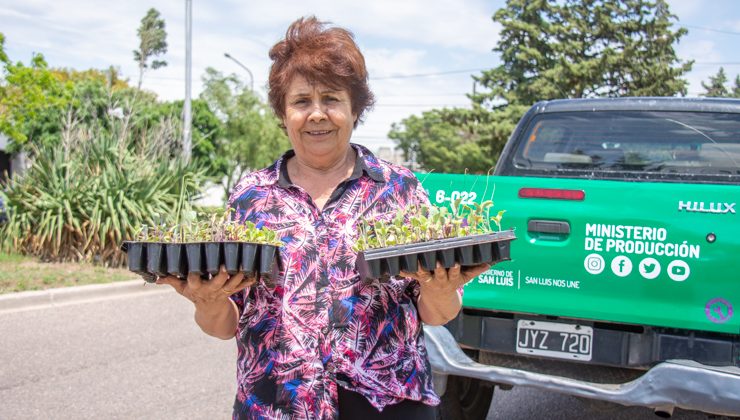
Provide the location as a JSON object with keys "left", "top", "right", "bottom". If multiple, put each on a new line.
{"left": 268, "top": 16, "right": 375, "bottom": 128}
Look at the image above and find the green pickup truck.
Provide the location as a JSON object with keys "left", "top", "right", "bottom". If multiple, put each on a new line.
{"left": 419, "top": 97, "right": 740, "bottom": 418}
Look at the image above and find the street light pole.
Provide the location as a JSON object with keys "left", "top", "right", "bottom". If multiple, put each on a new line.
{"left": 183, "top": 0, "right": 192, "bottom": 164}
{"left": 224, "top": 52, "right": 254, "bottom": 92}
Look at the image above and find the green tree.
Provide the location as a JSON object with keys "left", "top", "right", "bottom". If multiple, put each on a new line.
{"left": 54, "top": 68, "right": 129, "bottom": 132}
{"left": 391, "top": 0, "right": 693, "bottom": 172}
{"left": 701, "top": 67, "right": 729, "bottom": 97}
{"left": 0, "top": 33, "right": 6, "bottom": 64}
{"left": 700, "top": 68, "right": 740, "bottom": 98}
{"left": 389, "top": 108, "right": 495, "bottom": 173}
{"left": 54, "top": 66, "right": 130, "bottom": 92}
{"left": 199, "top": 68, "right": 289, "bottom": 197}
{"left": 0, "top": 33, "right": 144, "bottom": 154}
{"left": 0, "top": 34, "right": 222, "bottom": 169}
{"left": 477, "top": 0, "right": 691, "bottom": 105}
{"left": 133, "top": 8, "right": 168, "bottom": 90}
{"left": 0, "top": 33, "right": 68, "bottom": 152}
{"left": 156, "top": 99, "right": 227, "bottom": 181}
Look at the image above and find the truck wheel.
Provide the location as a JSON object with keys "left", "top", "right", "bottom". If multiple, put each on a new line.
{"left": 437, "top": 375, "right": 494, "bottom": 420}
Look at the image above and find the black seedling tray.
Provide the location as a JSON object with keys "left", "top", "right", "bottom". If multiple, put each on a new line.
{"left": 121, "top": 241, "right": 280, "bottom": 286}
{"left": 356, "top": 230, "right": 516, "bottom": 281}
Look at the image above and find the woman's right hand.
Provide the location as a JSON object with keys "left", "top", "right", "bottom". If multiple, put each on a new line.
{"left": 156, "top": 266, "right": 257, "bottom": 339}
{"left": 155, "top": 265, "right": 256, "bottom": 305}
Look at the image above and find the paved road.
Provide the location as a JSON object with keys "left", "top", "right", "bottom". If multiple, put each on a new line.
{"left": 486, "top": 384, "right": 716, "bottom": 420}
{"left": 0, "top": 287, "right": 234, "bottom": 419}
{"left": 0, "top": 286, "right": 728, "bottom": 419}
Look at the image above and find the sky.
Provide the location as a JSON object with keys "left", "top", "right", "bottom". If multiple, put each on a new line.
{"left": 1, "top": 0, "right": 740, "bottom": 154}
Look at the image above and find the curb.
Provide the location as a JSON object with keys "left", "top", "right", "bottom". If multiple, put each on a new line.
{"left": 0, "top": 279, "right": 167, "bottom": 312}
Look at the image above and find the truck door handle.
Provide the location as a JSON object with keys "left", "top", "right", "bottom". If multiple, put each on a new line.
{"left": 528, "top": 220, "right": 570, "bottom": 234}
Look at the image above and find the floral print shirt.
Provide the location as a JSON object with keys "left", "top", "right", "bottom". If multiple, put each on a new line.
{"left": 227, "top": 144, "right": 439, "bottom": 419}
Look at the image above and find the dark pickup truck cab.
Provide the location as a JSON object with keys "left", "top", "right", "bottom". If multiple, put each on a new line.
{"left": 419, "top": 97, "right": 740, "bottom": 418}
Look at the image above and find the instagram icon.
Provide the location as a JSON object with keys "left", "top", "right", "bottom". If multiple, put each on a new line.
{"left": 584, "top": 253, "right": 605, "bottom": 275}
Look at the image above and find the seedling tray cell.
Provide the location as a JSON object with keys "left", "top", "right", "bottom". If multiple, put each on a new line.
{"left": 146, "top": 243, "right": 169, "bottom": 278}
{"left": 122, "top": 242, "right": 155, "bottom": 283}
{"left": 474, "top": 242, "right": 493, "bottom": 264}
{"left": 385, "top": 256, "right": 402, "bottom": 277}
{"left": 186, "top": 243, "right": 206, "bottom": 275}
{"left": 457, "top": 246, "right": 475, "bottom": 266}
{"left": 494, "top": 240, "right": 511, "bottom": 262}
{"left": 356, "top": 230, "right": 516, "bottom": 281}
{"left": 124, "top": 242, "right": 146, "bottom": 274}
{"left": 259, "top": 245, "right": 279, "bottom": 287}
{"left": 165, "top": 243, "right": 187, "bottom": 278}
{"left": 367, "top": 259, "right": 383, "bottom": 280}
{"left": 419, "top": 251, "right": 437, "bottom": 271}
{"left": 223, "top": 242, "right": 240, "bottom": 274}
{"left": 241, "top": 244, "right": 258, "bottom": 276}
{"left": 204, "top": 242, "right": 223, "bottom": 276}
{"left": 401, "top": 254, "right": 418, "bottom": 273}
{"left": 438, "top": 248, "right": 456, "bottom": 268}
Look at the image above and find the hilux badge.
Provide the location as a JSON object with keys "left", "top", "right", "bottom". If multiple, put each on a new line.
{"left": 678, "top": 201, "right": 736, "bottom": 214}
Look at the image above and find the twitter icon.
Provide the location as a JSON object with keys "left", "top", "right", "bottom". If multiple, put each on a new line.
{"left": 639, "top": 258, "right": 661, "bottom": 280}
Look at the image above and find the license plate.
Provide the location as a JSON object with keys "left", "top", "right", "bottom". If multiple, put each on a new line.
{"left": 516, "top": 320, "right": 593, "bottom": 361}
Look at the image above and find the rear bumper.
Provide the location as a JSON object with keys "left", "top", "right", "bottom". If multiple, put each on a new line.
{"left": 424, "top": 325, "right": 740, "bottom": 417}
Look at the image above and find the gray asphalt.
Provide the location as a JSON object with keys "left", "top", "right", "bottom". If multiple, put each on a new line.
{"left": 487, "top": 385, "right": 717, "bottom": 420}
{"left": 0, "top": 286, "right": 235, "bottom": 419}
{"left": 0, "top": 284, "right": 728, "bottom": 419}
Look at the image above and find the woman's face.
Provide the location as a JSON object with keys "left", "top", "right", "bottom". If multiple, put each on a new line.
{"left": 283, "top": 75, "right": 356, "bottom": 166}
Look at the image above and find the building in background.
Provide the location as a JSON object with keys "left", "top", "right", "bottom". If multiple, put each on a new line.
{"left": 375, "top": 146, "right": 405, "bottom": 165}
{"left": 375, "top": 146, "right": 419, "bottom": 171}
{"left": 0, "top": 134, "right": 29, "bottom": 183}
{"left": 0, "top": 135, "right": 11, "bottom": 182}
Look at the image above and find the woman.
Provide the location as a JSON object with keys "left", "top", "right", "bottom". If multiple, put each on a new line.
{"left": 157, "top": 16, "right": 490, "bottom": 419}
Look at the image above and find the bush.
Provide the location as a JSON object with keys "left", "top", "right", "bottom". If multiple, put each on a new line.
{"left": 0, "top": 110, "right": 205, "bottom": 266}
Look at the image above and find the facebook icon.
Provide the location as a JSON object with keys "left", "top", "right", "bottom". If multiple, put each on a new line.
{"left": 611, "top": 256, "right": 633, "bottom": 277}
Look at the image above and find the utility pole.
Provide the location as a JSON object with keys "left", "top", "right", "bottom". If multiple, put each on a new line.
{"left": 224, "top": 52, "right": 254, "bottom": 92}
{"left": 183, "top": 0, "right": 192, "bottom": 164}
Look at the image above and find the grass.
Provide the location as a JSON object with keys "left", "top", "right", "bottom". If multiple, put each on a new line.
{"left": 0, "top": 252, "right": 136, "bottom": 294}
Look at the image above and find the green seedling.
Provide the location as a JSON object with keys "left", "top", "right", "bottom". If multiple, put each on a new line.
{"left": 353, "top": 201, "right": 506, "bottom": 252}
{"left": 130, "top": 212, "right": 284, "bottom": 247}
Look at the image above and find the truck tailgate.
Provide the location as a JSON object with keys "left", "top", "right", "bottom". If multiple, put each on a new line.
{"left": 420, "top": 172, "right": 740, "bottom": 334}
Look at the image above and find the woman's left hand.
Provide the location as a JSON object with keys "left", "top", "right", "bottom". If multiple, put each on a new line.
{"left": 401, "top": 261, "right": 491, "bottom": 325}
{"left": 400, "top": 261, "right": 491, "bottom": 294}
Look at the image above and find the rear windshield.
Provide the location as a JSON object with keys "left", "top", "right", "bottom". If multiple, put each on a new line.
{"left": 512, "top": 111, "right": 740, "bottom": 180}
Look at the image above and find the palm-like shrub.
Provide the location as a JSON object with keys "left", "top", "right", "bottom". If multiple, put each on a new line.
{"left": 0, "top": 111, "right": 205, "bottom": 266}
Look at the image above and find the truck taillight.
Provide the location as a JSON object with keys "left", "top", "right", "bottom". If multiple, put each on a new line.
{"left": 519, "top": 187, "right": 585, "bottom": 201}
